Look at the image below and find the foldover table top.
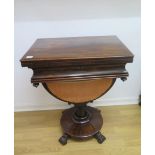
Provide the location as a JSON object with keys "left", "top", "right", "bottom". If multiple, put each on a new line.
{"left": 20, "top": 36, "right": 134, "bottom": 83}
{"left": 21, "top": 36, "right": 133, "bottom": 63}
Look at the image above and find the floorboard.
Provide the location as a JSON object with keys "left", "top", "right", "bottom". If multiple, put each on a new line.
{"left": 15, "top": 105, "right": 141, "bottom": 155}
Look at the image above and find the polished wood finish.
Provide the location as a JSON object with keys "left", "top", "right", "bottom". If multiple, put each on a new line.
{"left": 43, "top": 78, "right": 115, "bottom": 103}
{"left": 20, "top": 36, "right": 134, "bottom": 83}
{"left": 21, "top": 36, "right": 133, "bottom": 62}
{"left": 15, "top": 105, "right": 141, "bottom": 155}
{"left": 20, "top": 36, "right": 134, "bottom": 144}
{"left": 60, "top": 106, "right": 104, "bottom": 140}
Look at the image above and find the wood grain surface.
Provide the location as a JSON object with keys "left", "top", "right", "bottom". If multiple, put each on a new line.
{"left": 21, "top": 36, "right": 133, "bottom": 62}
{"left": 44, "top": 78, "right": 114, "bottom": 103}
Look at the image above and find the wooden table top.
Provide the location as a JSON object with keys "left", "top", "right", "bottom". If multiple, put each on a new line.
{"left": 20, "top": 36, "right": 134, "bottom": 82}
{"left": 21, "top": 36, "right": 133, "bottom": 64}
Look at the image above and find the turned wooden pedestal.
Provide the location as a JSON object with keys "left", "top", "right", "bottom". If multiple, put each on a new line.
{"left": 20, "top": 36, "right": 134, "bottom": 145}
{"left": 59, "top": 106, "right": 104, "bottom": 144}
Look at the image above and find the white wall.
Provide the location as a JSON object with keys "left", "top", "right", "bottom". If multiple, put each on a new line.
{"left": 15, "top": 0, "right": 140, "bottom": 21}
{"left": 14, "top": 0, "right": 141, "bottom": 111}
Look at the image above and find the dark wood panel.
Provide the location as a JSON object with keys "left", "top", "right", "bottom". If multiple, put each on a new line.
{"left": 31, "top": 69, "right": 127, "bottom": 83}
{"left": 21, "top": 36, "right": 133, "bottom": 64}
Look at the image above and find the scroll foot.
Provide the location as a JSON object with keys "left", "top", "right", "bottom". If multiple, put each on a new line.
{"left": 33, "top": 83, "right": 39, "bottom": 87}
{"left": 59, "top": 134, "right": 69, "bottom": 145}
{"left": 94, "top": 131, "right": 106, "bottom": 144}
{"left": 121, "top": 77, "right": 127, "bottom": 81}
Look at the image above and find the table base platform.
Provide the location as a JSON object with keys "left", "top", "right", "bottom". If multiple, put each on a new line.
{"left": 59, "top": 105, "right": 106, "bottom": 145}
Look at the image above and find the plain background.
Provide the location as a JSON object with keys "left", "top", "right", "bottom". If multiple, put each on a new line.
{"left": 14, "top": 0, "right": 141, "bottom": 111}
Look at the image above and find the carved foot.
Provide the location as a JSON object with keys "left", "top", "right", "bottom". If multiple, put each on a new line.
{"left": 121, "top": 77, "right": 127, "bottom": 81}
{"left": 59, "top": 134, "right": 69, "bottom": 145}
{"left": 33, "top": 83, "right": 39, "bottom": 87}
{"left": 94, "top": 131, "right": 106, "bottom": 144}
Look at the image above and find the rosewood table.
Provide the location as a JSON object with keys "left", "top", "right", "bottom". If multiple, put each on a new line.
{"left": 20, "top": 36, "right": 134, "bottom": 145}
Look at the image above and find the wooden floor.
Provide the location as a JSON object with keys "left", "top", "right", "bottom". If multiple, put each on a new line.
{"left": 15, "top": 105, "right": 141, "bottom": 155}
